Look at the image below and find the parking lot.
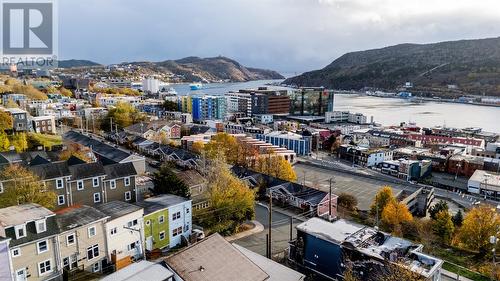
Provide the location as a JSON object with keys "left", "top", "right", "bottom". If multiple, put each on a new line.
{"left": 293, "top": 163, "right": 416, "bottom": 211}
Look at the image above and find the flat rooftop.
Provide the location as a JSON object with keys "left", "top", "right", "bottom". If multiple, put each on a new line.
{"left": 294, "top": 163, "right": 412, "bottom": 211}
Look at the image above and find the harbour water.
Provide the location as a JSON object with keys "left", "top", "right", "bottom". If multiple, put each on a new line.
{"left": 170, "top": 80, "right": 500, "bottom": 133}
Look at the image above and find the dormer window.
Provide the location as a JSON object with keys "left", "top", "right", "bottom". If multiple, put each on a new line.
{"left": 36, "top": 219, "right": 46, "bottom": 233}
{"left": 14, "top": 225, "right": 26, "bottom": 239}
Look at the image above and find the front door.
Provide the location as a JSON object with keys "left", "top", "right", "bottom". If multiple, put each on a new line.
{"left": 15, "top": 268, "right": 26, "bottom": 281}
{"left": 146, "top": 236, "right": 153, "bottom": 251}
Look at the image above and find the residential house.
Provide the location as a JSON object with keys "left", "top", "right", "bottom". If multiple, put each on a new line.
{"left": 63, "top": 131, "right": 146, "bottom": 174}
{"left": 175, "top": 170, "right": 208, "bottom": 210}
{"left": 165, "top": 233, "right": 269, "bottom": 281}
{"left": 102, "top": 163, "right": 138, "bottom": 204}
{"left": 67, "top": 162, "right": 107, "bottom": 207}
{"left": 3, "top": 108, "right": 29, "bottom": 132}
{"left": 135, "top": 195, "right": 192, "bottom": 252}
{"left": 0, "top": 238, "right": 13, "bottom": 281}
{"left": 289, "top": 218, "right": 443, "bottom": 281}
{"left": 0, "top": 204, "right": 62, "bottom": 281}
{"left": 31, "top": 116, "right": 56, "bottom": 134}
{"left": 55, "top": 205, "right": 109, "bottom": 274}
{"left": 29, "top": 161, "right": 73, "bottom": 209}
{"left": 100, "top": 261, "right": 173, "bottom": 281}
{"left": 96, "top": 201, "right": 145, "bottom": 270}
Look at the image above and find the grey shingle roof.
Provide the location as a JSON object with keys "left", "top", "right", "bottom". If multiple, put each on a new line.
{"left": 68, "top": 162, "right": 105, "bottom": 180}
{"left": 64, "top": 131, "right": 132, "bottom": 163}
{"left": 55, "top": 205, "right": 108, "bottom": 232}
{"left": 165, "top": 233, "right": 269, "bottom": 281}
{"left": 103, "top": 162, "right": 137, "bottom": 180}
{"left": 134, "top": 194, "right": 189, "bottom": 215}
{"left": 96, "top": 201, "right": 143, "bottom": 220}
{"left": 29, "top": 161, "right": 71, "bottom": 179}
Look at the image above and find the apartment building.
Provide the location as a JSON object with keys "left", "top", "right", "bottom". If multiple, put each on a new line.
{"left": 31, "top": 116, "right": 57, "bottom": 134}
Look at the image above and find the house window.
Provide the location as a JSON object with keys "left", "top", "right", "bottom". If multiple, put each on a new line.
{"left": 92, "top": 262, "right": 100, "bottom": 273}
{"left": 127, "top": 219, "right": 138, "bottom": 227}
{"left": 11, "top": 248, "right": 21, "bottom": 257}
{"left": 37, "top": 240, "right": 48, "bottom": 254}
{"left": 173, "top": 226, "right": 183, "bottom": 237}
{"left": 14, "top": 225, "right": 26, "bottom": 239}
{"left": 87, "top": 244, "right": 99, "bottom": 260}
{"left": 0, "top": 182, "right": 3, "bottom": 193}
{"left": 56, "top": 179, "right": 63, "bottom": 189}
{"left": 88, "top": 226, "right": 96, "bottom": 237}
{"left": 124, "top": 191, "right": 131, "bottom": 201}
{"left": 124, "top": 177, "right": 130, "bottom": 186}
{"left": 36, "top": 220, "right": 46, "bottom": 233}
{"left": 77, "top": 180, "right": 84, "bottom": 190}
{"left": 172, "top": 211, "right": 181, "bottom": 221}
{"left": 93, "top": 193, "right": 101, "bottom": 203}
{"left": 38, "top": 260, "right": 52, "bottom": 276}
{"left": 159, "top": 231, "right": 165, "bottom": 240}
{"left": 110, "top": 180, "right": 116, "bottom": 189}
{"left": 93, "top": 177, "right": 99, "bottom": 187}
{"left": 186, "top": 208, "right": 190, "bottom": 214}
{"left": 16, "top": 268, "right": 26, "bottom": 279}
{"left": 58, "top": 195, "right": 65, "bottom": 206}
{"left": 67, "top": 234, "right": 75, "bottom": 245}
{"left": 145, "top": 220, "right": 150, "bottom": 226}
{"left": 158, "top": 215, "right": 164, "bottom": 224}
{"left": 184, "top": 224, "right": 189, "bottom": 232}
{"left": 127, "top": 242, "right": 137, "bottom": 251}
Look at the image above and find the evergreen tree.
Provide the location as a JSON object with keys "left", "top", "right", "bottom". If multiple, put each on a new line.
{"left": 152, "top": 164, "right": 190, "bottom": 198}
{"left": 429, "top": 200, "right": 449, "bottom": 220}
{"left": 452, "top": 210, "right": 464, "bottom": 227}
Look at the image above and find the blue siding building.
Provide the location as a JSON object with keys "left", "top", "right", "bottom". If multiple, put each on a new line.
{"left": 256, "top": 131, "right": 312, "bottom": 156}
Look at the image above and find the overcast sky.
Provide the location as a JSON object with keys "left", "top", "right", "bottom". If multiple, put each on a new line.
{"left": 59, "top": 0, "right": 500, "bottom": 74}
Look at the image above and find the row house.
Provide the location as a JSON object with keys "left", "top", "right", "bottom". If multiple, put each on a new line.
{"left": 124, "top": 121, "right": 182, "bottom": 140}
{"left": 135, "top": 195, "right": 192, "bottom": 253}
{"left": 408, "top": 134, "right": 485, "bottom": 149}
{"left": 19, "top": 159, "right": 138, "bottom": 210}
{"left": 0, "top": 202, "right": 149, "bottom": 281}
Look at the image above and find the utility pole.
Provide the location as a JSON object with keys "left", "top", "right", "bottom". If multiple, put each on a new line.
{"left": 268, "top": 192, "right": 272, "bottom": 259}
{"left": 110, "top": 117, "right": 113, "bottom": 133}
{"left": 329, "top": 177, "right": 333, "bottom": 220}
{"left": 289, "top": 216, "right": 293, "bottom": 241}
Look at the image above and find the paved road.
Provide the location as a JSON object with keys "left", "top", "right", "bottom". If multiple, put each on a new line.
{"left": 234, "top": 204, "right": 304, "bottom": 256}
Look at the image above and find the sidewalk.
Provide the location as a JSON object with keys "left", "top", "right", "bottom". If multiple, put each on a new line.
{"left": 226, "top": 220, "right": 264, "bottom": 241}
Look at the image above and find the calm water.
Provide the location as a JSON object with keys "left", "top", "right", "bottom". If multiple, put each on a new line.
{"left": 170, "top": 80, "right": 500, "bottom": 133}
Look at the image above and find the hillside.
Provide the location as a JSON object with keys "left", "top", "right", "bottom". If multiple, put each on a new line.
{"left": 129, "top": 56, "right": 284, "bottom": 82}
{"left": 58, "top": 59, "right": 101, "bottom": 68}
{"left": 284, "top": 37, "right": 500, "bottom": 97}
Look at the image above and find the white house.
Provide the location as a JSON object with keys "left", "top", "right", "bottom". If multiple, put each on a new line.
{"left": 96, "top": 201, "right": 145, "bottom": 262}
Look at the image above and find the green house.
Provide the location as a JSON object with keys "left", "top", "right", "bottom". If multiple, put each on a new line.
{"left": 143, "top": 208, "right": 170, "bottom": 250}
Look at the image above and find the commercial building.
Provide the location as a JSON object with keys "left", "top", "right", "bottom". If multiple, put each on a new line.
{"left": 468, "top": 170, "right": 500, "bottom": 199}
{"left": 289, "top": 218, "right": 443, "bottom": 281}
{"left": 142, "top": 78, "right": 160, "bottom": 93}
{"left": 289, "top": 87, "right": 334, "bottom": 116}
{"left": 325, "top": 111, "right": 370, "bottom": 124}
{"left": 107, "top": 79, "right": 132, "bottom": 89}
{"left": 226, "top": 88, "right": 290, "bottom": 117}
{"left": 379, "top": 159, "right": 432, "bottom": 181}
{"left": 256, "top": 131, "right": 312, "bottom": 156}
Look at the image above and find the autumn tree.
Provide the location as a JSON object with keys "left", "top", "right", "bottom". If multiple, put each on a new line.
{"left": 9, "top": 133, "right": 28, "bottom": 152}
{"left": 371, "top": 186, "right": 396, "bottom": 220}
{"left": 195, "top": 154, "right": 255, "bottom": 235}
{"left": 59, "top": 87, "right": 73, "bottom": 97}
{"left": 338, "top": 193, "right": 358, "bottom": 211}
{"left": 381, "top": 200, "right": 413, "bottom": 234}
{"left": 0, "top": 165, "right": 57, "bottom": 209}
{"left": 203, "top": 133, "right": 239, "bottom": 163}
{"left": 190, "top": 141, "right": 204, "bottom": 154}
{"left": 162, "top": 100, "right": 178, "bottom": 111}
{"left": 376, "top": 261, "right": 425, "bottom": 281}
{"left": 432, "top": 210, "right": 455, "bottom": 244}
{"left": 102, "top": 101, "right": 146, "bottom": 130}
{"left": 59, "top": 143, "right": 92, "bottom": 162}
{"left": 252, "top": 155, "right": 297, "bottom": 182}
{"left": 0, "top": 110, "right": 13, "bottom": 130}
{"left": 0, "top": 132, "right": 10, "bottom": 151}
{"left": 12, "top": 83, "right": 48, "bottom": 100}
{"left": 151, "top": 163, "right": 190, "bottom": 198}
{"left": 458, "top": 205, "right": 500, "bottom": 253}
{"left": 4, "top": 98, "right": 18, "bottom": 108}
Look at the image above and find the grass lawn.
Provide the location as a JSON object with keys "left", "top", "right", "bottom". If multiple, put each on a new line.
{"left": 28, "top": 133, "right": 62, "bottom": 149}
